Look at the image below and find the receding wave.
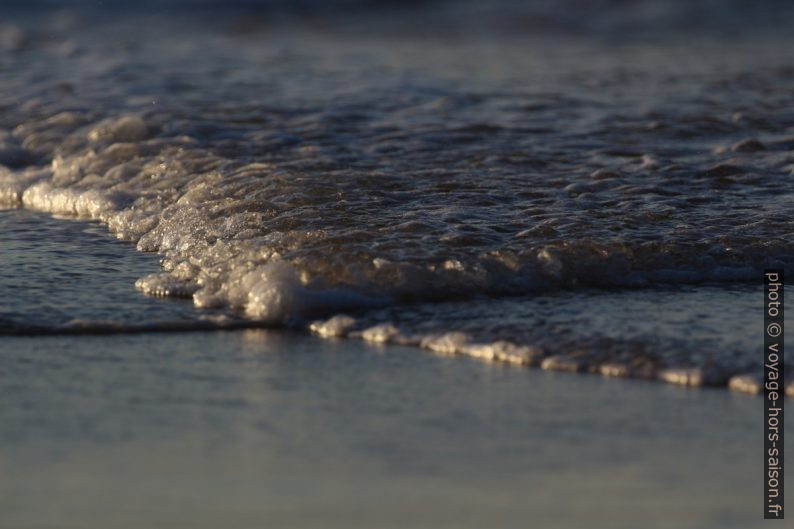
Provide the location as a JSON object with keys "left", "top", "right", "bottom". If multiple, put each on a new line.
{"left": 2, "top": 104, "right": 792, "bottom": 325}
{"left": 1, "top": 3, "right": 792, "bottom": 393}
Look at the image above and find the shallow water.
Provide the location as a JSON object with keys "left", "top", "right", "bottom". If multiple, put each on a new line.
{"left": 3, "top": 208, "right": 790, "bottom": 393}
{"left": 1, "top": 2, "right": 793, "bottom": 387}
{"left": 0, "top": 210, "right": 207, "bottom": 330}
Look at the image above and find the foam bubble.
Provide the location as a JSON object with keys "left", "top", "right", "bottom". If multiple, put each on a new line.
{"left": 356, "top": 324, "right": 403, "bottom": 344}
{"left": 309, "top": 314, "right": 357, "bottom": 338}
{"left": 88, "top": 116, "right": 149, "bottom": 144}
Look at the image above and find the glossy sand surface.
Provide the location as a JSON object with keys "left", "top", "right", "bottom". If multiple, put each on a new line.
{"left": 0, "top": 330, "right": 787, "bottom": 529}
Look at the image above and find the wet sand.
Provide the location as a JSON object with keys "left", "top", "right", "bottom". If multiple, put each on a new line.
{"left": 0, "top": 330, "right": 786, "bottom": 529}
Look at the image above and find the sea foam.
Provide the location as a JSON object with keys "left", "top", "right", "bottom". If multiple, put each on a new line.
{"left": 2, "top": 7, "right": 793, "bottom": 392}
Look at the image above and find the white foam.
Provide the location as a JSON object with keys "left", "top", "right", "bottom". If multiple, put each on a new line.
{"left": 420, "top": 332, "right": 468, "bottom": 355}
{"left": 87, "top": 116, "right": 149, "bottom": 144}
{"left": 309, "top": 314, "right": 357, "bottom": 338}
{"left": 3, "top": 110, "right": 786, "bottom": 329}
{"left": 355, "top": 323, "right": 402, "bottom": 344}
{"left": 462, "top": 341, "right": 543, "bottom": 366}
{"left": 135, "top": 273, "right": 199, "bottom": 298}
{"left": 0, "top": 167, "right": 48, "bottom": 207}
{"left": 726, "top": 374, "right": 762, "bottom": 394}
{"left": 21, "top": 181, "right": 133, "bottom": 220}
